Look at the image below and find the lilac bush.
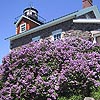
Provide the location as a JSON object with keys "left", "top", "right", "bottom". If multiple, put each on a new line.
{"left": 0, "top": 37, "right": 100, "bottom": 100}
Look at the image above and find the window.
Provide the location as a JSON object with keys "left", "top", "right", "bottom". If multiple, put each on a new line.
{"left": 52, "top": 29, "right": 62, "bottom": 41}
{"left": 54, "top": 33, "right": 61, "bottom": 41}
{"left": 32, "top": 36, "right": 40, "bottom": 42}
{"left": 20, "top": 23, "right": 26, "bottom": 33}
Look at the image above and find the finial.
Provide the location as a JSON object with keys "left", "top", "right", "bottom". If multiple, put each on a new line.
{"left": 29, "top": 1, "right": 34, "bottom": 8}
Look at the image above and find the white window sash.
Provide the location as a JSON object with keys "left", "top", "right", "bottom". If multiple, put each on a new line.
{"left": 52, "top": 29, "right": 62, "bottom": 41}
{"left": 20, "top": 23, "right": 26, "bottom": 33}
{"left": 93, "top": 36, "right": 96, "bottom": 44}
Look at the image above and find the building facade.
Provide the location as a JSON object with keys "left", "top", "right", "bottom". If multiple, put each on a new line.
{"left": 6, "top": 0, "right": 100, "bottom": 49}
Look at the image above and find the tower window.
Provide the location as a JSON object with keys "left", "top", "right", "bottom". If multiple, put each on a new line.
{"left": 20, "top": 23, "right": 26, "bottom": 33}
{"left": 52, "top": 29, "right": 62, "bottom": 41}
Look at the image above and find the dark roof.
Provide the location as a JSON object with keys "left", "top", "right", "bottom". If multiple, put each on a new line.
{"left": 23, "top": 7, "right": 38, "bottom": 13}
{"left": 28, "top": 16, "right": 44, "bottom": 24}
{"left": 46, "top": 11, "right": 78, "bottom": 24}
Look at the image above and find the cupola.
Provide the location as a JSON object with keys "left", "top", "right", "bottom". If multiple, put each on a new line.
{"left": 23, "top": 7, "right": 38, "bottom": 20}
{"left": 15, "top": 7, "right": 44, "bottom": 34}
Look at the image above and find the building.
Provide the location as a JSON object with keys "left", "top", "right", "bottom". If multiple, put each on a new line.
{"left": 6, "top": 0, "right": 100, "bottom": 49}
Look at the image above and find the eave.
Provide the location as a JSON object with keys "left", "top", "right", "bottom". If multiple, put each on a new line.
{"left": 73, "top": 19, "right": 100, "bottom": 23}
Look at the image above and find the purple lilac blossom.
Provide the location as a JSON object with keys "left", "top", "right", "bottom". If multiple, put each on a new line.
{"left": 0, "top": 38, "right": 100, "bottom": 99}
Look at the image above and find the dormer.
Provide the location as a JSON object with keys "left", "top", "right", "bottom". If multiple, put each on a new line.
{"left": 15, "top": 7, "right": 44, "bottom": 34}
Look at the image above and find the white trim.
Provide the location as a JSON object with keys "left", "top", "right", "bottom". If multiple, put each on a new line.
{"left": 91, "top": 30, "right": 100, "bottom": 44}
{"left": 91, "top": 30, "right": 100, "bottom": 37}
{"left": 52, "top": 29, "right": 62, "bottom": 41}
{"left": 52, "top": 29, "right": 62, "bottom": 35}
{"left": 73, "top": 19, "right": 100, "bottom": 23}
{"left": 24, "top": 9, "right": 37, "bottom": 15}
{"left": 93, "top": 36, "right": 97, "bottom": 44}
{"left": 15, "top": 15, "right": 41, "bottom": 27}
{"left": 92, "top": 6, "right": 100, "bottom": 19}
{"left": 32, "top": 36, "right": 40, "bottom": 42}
{"left": 20, "top": 23, "right": 26, "bottom": 33}
{"left": 76, "top": 6, "right": 100, "bottom": 18}
{"left": 24, "top": 9, "right": 37, "bottom": 18}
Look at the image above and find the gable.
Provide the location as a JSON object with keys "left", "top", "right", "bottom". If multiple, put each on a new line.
{"left": 15, "top": 15, "right": 41, "bottom": 27}
{"left": 16, "top": 17, "right": 41, "bottom": 34}
{"left": 17, "top": 17, "right": 28, "bottom": 27}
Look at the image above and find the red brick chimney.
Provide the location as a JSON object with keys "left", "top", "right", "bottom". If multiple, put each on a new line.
{"left": 82, "top": 0, "right": 93, "bottom": 8}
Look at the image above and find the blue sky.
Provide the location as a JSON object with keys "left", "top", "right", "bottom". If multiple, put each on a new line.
{"left": 0, "top": 0, "right": 100, "bottom": 64}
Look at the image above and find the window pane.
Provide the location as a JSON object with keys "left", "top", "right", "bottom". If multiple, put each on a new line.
{"left": 52, "top": 29, "right": 62, "bottom": 41}
{"left": 57, "top": 34, "right": 61, "bottom": 39}
{"left": 54, "top": 35, "right": 57, "bottom": 40}
{"left": 20, "top": 23, "right": 26, "bottom": 33}
{"left": 54, "top": 33, "right": 61, "bottom": 40}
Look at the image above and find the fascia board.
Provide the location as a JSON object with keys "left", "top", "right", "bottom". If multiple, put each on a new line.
{"left": 15, "top": 15, "right": 41, "bottom": 26}
{"left": 76, "top": 6, "right": 100, "bottom": 18}
{"left": 92, "top": 6, "right": 100, "bottom": 18}
{"left": 73, "top": 19, "right": 100, "bottom": 23}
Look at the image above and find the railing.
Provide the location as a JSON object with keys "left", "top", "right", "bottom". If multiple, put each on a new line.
{"left": 14, "top": 14, "right": 46, "bottom": 24}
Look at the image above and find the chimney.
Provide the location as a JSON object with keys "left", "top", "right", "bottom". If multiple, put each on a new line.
{"left": 82, "top": 0, "right": 93, "bottom": 8}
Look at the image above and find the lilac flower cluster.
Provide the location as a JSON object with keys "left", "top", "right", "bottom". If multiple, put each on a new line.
{"left": 0, "top": 38, "right": 100, "bottom": 100}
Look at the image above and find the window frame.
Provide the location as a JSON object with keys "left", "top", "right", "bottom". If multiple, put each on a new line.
{"left": 20, "top": 23, "right": 26, "bottom": 33}
{"left": 32, "top": 36, "right": 40, "bottom": 42}
{"left": 52, "top": 29, "right": 62, "bottom": 41}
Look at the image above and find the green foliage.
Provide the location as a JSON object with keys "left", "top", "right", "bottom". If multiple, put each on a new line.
{"left": 68, "top": 95, "right": 82, "bottom": 100}
{"left": 0, "top": 80, "right": 3, "bottom": 90}
{"left": 58, "top": 95, "right": 82, "bottom": 100}
{"left": 91, "top": 87, "right": 100, "bottom": 100}
{"left": 58, "top": 97, "right": 68, "bottom": 100}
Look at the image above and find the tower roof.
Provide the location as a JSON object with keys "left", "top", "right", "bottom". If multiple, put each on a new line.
{"left": 23, "top": 7, "right": 38, "bottom": 13}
